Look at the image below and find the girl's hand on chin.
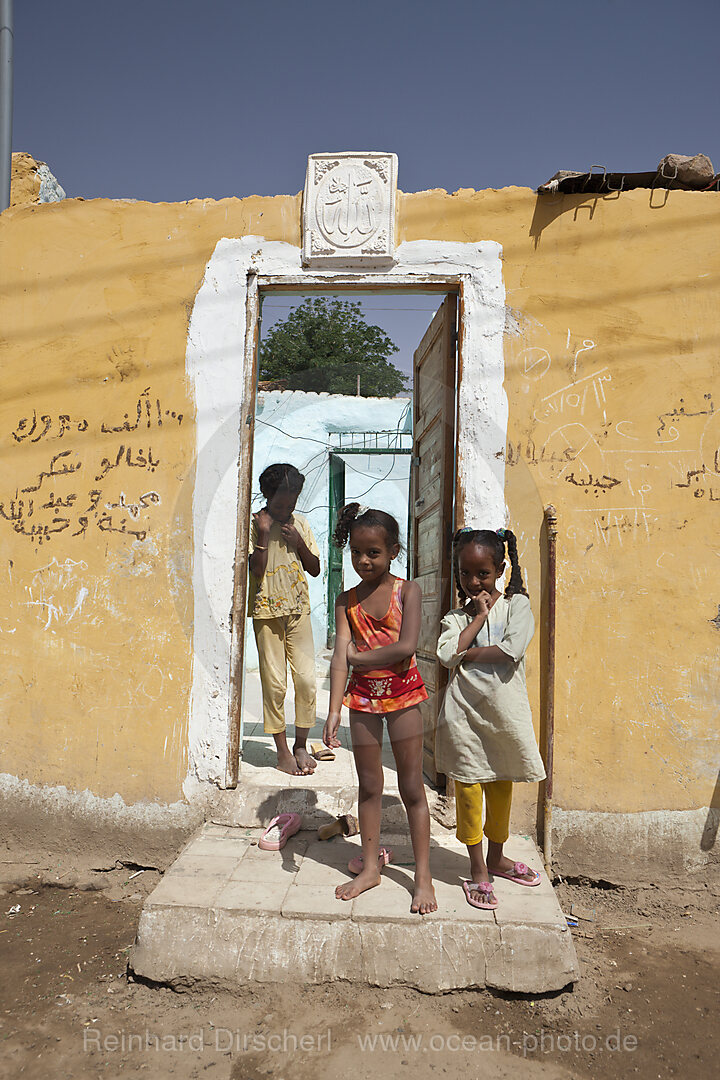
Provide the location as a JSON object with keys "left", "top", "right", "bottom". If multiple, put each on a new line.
{"left": 471, "top": 593, "right": 490, "bottom": 618}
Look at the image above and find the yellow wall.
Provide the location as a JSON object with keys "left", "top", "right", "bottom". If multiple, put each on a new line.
{"left": 0, "top": 194, "right": 299, "bottom": 802}
{"left": 400, "top": 186, "right": 719, "bottom": 817}
{"left": 1, "top": 185, "right": 718, "bottom": 821}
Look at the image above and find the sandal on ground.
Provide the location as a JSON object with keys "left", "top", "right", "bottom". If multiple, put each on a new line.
{"left": 311, "top": 742, "right": 336, "bottom": 761}
{"left": 489, "top": 861, "right": 541, "bottom": 886}
{"left": 317, "top": 813, "right": 359, "bottom": 841}
{"left": 258, "top": 813, "right": 302, "bottom": 851}
{"left": 462, "top": 880, "right": 498, "bottom": 910}
{"left": 348, "top": 847, "right": 393, "bottom": 876}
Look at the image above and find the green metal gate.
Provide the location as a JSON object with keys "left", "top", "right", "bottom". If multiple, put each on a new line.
{"left": 327, "top": 452, "right": 345, "bottom": 646}
{"left": 326, "top": 432, "right": 413, "bottom": 648}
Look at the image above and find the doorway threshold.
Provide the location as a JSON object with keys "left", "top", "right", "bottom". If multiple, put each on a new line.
{"left": 214, "top": 672, "right": 410, "bottom": 828}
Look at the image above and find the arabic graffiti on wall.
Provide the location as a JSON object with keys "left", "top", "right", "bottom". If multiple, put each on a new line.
{"left": 506, "top": 329, "right": 719, "bottom": 548}
{"left": 0, "top": 388, "right": 183, "bottom": 545}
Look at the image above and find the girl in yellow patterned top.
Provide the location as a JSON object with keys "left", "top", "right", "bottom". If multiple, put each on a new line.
{"left": 323, "top": 503, "right": 436, "bottom": 915}
{"left": 249, "top": 463, "right": 321, "bottom": 776}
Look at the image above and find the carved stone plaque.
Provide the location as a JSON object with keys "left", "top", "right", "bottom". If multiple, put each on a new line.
{"left": 302, "top": 152, "right": 397, "bottom": 267}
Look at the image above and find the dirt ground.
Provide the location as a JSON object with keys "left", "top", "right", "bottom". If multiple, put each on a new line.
{"left": 0, "top": 845, "right": 718, "bottom": 1080}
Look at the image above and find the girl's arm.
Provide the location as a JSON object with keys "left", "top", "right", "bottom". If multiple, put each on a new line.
{"left": 323, "top": 595, "right": 351, "bottom": 747}
{"left": 280, "top": 521, "right": 321, "bottom": 577}
{"left": 248, "top": 510, "right": 272, "bottom": 579}
{"left": 437, "top": 612, "right": 466, "bottom": 668}
{"left": 347, "top": 580, "right": 422, "bottom": 670}
{"left": 457, "top": 613, "right": 487, "bottom": 653}
{"left": 464, "top": 645, "right": 512, "bottom": 663}
{"left": 295, "top": 532, "right": 321, "bottom": 577}
{"left": 457, "top": 593, "right": 492, "bottom": 652}
{"left": 465, "top": 596, "right": 534, "bottom": 664}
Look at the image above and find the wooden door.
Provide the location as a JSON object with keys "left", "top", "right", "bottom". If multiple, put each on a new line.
{"left": 410, "top": 295, "right": 457, "bottom": 784}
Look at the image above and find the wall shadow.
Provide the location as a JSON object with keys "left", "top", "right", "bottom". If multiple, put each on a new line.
{"left": 529, "top": 193, "right": 601, "bottom": 248}
{"left": 700, "top": 769, "right": 720, "bottom": 852}
{"left": 528, "top": 185, "right": 691, "bottom": 250}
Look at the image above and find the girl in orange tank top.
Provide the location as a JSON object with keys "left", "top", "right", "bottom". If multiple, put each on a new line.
{"left": 323, "top": 504, "right": 437, "bottom": 916}
{"left": 344, "top": 576, "right": 428, "bottom": 713}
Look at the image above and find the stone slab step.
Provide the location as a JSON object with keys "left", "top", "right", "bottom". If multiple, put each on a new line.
{"left": 130, "top": 824, "right": 579, "bottom": 994}
{"left": 216, "top": 739, "right": 409, "bottom": 828}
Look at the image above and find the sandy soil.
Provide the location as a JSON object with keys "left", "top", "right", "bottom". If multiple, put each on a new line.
{"left": 0, "top": 847, "right": 718, "bottom": 1080}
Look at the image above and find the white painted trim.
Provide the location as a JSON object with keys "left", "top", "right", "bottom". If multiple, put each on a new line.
{"left": 183, "top": 239, "right": 507, "bottom": 793}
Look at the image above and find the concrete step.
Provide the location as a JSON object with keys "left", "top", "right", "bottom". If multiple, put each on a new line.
{"left": 213, "top": 743, "right": 409, "bottom": 829}
{"left": 130, "top": 823, "right": 579, "bottom": 995}
{"left": 226, "top": 716, "right": 412, "bottom": 828}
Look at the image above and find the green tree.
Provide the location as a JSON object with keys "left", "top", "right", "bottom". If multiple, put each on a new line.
{"left": 259, "top": 297, "right": 408, "bottom": 396}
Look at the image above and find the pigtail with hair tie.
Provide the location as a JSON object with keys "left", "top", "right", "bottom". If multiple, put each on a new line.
{"left": 454, "top": 526, "right": 474, "bottom": 544}
{"left": 333, "top": 502, "right": 361, "bottom": 549}
{"left": 501, "top": 528, "right": 528, "bottom": 598}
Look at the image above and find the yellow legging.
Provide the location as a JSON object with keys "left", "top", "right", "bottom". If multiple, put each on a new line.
{"left": 454, "top": 780, "right": 513, "bottom": 846}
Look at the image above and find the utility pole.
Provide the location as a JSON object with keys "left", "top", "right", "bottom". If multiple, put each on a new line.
{"left": 0, "top": 0, "right": 12, "bottom": 213}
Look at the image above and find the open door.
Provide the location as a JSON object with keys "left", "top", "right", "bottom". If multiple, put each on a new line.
{"left": 410, "top": 295, "right": 457, "bottom": 785}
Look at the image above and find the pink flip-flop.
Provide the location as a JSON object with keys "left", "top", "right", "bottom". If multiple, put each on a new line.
{"left": 490, "top": 861, "right": 541, "bottom": 886}
{"left": 462, "top": 880, "right": 498, "bottom": 910}
{"left": 258, "top": 813, "right": 302, "bottom": 851}
{"left": 348, "top": 847, "right": 393, "bottom": 876}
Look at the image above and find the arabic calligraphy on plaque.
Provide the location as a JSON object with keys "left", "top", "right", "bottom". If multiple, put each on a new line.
{"left": 316, "top": 163, "right": 380, "bottom": 248}
{"left": 302, "top": 152, "right": 397, "bottom": 265}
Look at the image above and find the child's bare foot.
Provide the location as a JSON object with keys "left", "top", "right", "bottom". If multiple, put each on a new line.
{"left": 276, "top": 747, "right": 301, "bottom": 775}
{"left": 411, "top": 875, "right": 438, "bottom": 915}
{"left": 293, "top": 747, "right": 317, "bottom": 775}
{"left": 335, "top": 867, "right": 381, "bottom": 901}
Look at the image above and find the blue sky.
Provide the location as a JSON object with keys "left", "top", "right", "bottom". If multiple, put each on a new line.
{"left": 13, "top": 0, "right": 720, "bottom": 202}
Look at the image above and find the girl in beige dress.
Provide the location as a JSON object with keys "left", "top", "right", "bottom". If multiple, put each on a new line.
{"left": 435, "top": 527, "right": 546, "bottom": 910}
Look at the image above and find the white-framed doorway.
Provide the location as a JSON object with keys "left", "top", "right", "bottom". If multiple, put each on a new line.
{"left": 182, "top": 240, "right": 508, "bottom": 797}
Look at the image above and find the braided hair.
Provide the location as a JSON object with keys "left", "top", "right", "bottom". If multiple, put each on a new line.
{"left": 452, "top": 526, "right": 527, "bottom": 601}
{"left": 259, "top": 463, "right": 305, "bottom": 499}
{"left": 333, "top": 503, "right": 401, "bottom": 551}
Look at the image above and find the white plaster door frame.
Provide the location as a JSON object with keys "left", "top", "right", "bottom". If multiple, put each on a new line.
{"left": 226, "top": 271, "right": 259, "bottom": 786}
{"left": 183, "top": 239, "right": 507, "bottom": 796}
